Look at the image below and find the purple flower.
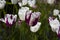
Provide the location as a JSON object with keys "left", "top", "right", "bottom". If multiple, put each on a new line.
{"left": 0, "top": 14, "right": 17, "bottom": 27}
{"left": 25, "top": 10, "right": 41, "bottom": 26}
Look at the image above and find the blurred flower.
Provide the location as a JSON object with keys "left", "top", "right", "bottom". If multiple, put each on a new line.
{"left": 0, "top": 0, "right": 6, "bottom": 9}
{"left": 48, "top": 17, "right": 60, "bottom": 38}
{"left": 25, "top": 11, "right": 41, "bottom": 32}
{"left": 48, "top": 17, "right": 59, "bottom": 32}
{"left": 47, "top": 0, "right": 55, "bottom": 4}
{"left": 18, "top": 7, "right": 29, "bottom": 21}
{"left": 53, "top": 9, "right": 59, "bottom": 16}
{"left": 11, "top": 0, "right": 18, "bottom": 4}
{"left": 0, "top": 14, "right": 17, "bottom": 27}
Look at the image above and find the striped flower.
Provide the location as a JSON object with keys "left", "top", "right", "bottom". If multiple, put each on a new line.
{"left": 0, "top": 14, "right": 17, "bottom": 27}
{"left": 25, "top": 11, "right": 41, "bottom": 32}
{"left": 0, "top": 0, "right": 6, "bottom": 9}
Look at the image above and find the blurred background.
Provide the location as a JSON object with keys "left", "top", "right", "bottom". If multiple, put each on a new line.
{"left": 0, "top": 0, "right": 60, "bottom": 40}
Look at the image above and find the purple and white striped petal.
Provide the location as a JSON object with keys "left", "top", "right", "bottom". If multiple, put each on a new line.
{"left": 25, "top": 11, "right": 41, "bottom": 26}
{"left": 0, "top": 14, "right": 17, "bottom": 26}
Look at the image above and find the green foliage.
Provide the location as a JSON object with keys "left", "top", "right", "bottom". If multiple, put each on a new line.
{"left": 0, "top": 0, "right": 60, "bottom": 40}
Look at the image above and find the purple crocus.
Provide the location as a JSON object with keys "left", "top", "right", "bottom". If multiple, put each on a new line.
{"left": 0, "top": 14, "right": 17, "bottom": 27}
{"left": 25, "top": 10, "right": 41, "bottom": 26}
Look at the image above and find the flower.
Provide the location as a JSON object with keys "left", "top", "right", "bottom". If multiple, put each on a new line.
{"left": 30, "top": 22, "right": 41, "bottom": 32}
{"left": 47, "top": 0, "right": 55, "bottom": 4}
{"left": 25, "top": 11, "right": 41, "bottom": 32}
{"left": 0, "top": 14, "right": 17, "bottom": 26}
{"left": 48, "top": 17, "right": 59, "bottom": 32}
{"left": 48, "top": 17, "right": 60, "bottom": 38}
{"left": 0, "top": 0, "right": 6, "bottom": 9}
{"left": 11, "top": 0, "right": 18, "bottom": 4}
{"left": 53, "top": 9, "right": 59, "bottom": 16}
{"left": 18, "top": 7, "right": 29, "bottom": 21}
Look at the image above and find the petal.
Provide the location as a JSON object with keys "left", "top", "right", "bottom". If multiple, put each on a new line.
{"left": 30, "top": 22, "right": 41, "bottom": 32}
{"left": 53, "top": 9, "right": 59, "bottom": 16}
{"left": 29, "top": 12, "right": 40, "bottom": 26}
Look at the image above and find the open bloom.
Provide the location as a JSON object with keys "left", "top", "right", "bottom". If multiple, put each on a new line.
{"left": 47, "top": 0, "right": 55, "bottom": 4}
{"left": 0, "top": 14, "right": 17, "bottom": 26}
{"left": 0, "top": 0, "right": 6, "bottom": 9}
{"left": 11, "top": 0, "right": 18, "bottom": 4}
{"left": 18, "top": 7, "right": 29, "bottom": 21}
{"left": 25, "top": 11, "right": 41, "bottom": 32}
{"left": 48, "top": 17, "right": 60, "bottom": 38}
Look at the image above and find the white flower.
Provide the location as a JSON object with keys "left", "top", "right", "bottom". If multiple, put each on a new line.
{"left": 49, "top": 17, "right": 60, "bottom": 32}
{"left": 0, "top": 14, "right": 17, "bottom": 26}
{"left": 18, "top": 7, "right": 29, "bottom": 21}
{"left": 11, "top": 0, "right": 18, "bottom": 4}
{"left": 28, "top": 0, "right": 36, "bottom": 7}
{"left": 47, "top": 0, "right": 55, "bottom": 4}
{"left": 0, "top": 0, "right": 6, "bottom": 9}
{"left": 53, "top": 9, "right": 59, "bottom": 16}
{"left": 30, "top": 22, "right": 41, "bottom": 32}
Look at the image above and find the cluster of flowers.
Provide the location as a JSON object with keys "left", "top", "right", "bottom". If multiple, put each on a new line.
{"left": 0, "top": 0, "right": 42, "bottom": 32}
{"left": 48, "top": 9, "right": 60, "bottom": 38}
{"left": 0, "top": 0, "right": 59, "bottom": 35}
{"left": 0, "top": 0, "right": 56, "bottom": 9}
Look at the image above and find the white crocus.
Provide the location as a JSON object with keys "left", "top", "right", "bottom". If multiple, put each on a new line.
{"left": 53, "top": 9, "right": 59, "bottom": 16}
{"left": 28, "top": 0, "right": 36, "bottom": 7}
{"left": 47, "top": 0, "right": 55, "bottom": 4}
{"left": 49, "top": 17, "right": 60, "bottom": 32}
{"left": 0, "top": 0, "right": 6, "bottom": 9}
{"left": 18, "top": 7, "right": 29, "bottom": 21}
{"left": 11, "top": 0, "right": 18, "bottom": 4}
{"left": 30, "top": 22, "right": 41, "bottom": 32}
